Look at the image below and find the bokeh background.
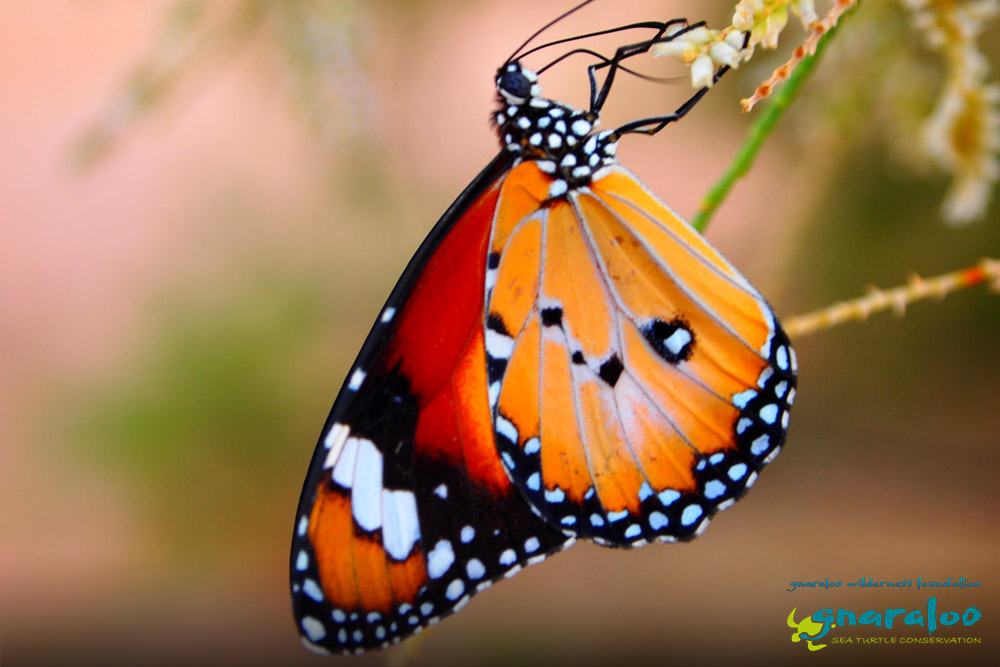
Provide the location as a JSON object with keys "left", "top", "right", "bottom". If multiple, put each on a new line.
{"left": 2, "top": 1, "right": 998, "bottom": 666}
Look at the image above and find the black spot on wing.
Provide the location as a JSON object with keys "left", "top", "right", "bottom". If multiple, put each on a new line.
{"left": 486, "top": 312, "right": 511, "bottom": 336}
{"left": 641, "top": 317, "right": 695, "bottom": 364}
{"left": 598, "top": 354, "right": 624, "bottom": 387}
{"left": 541, "top": 307, "right": 563, "bottom": 327}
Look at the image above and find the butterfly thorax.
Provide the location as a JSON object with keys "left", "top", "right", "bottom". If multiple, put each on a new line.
{"left": 494, "top": 62, "right": 618, "bottom": 199}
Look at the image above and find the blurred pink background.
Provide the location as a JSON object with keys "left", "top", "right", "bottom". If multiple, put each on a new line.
{"left": 2, "top": 2, "right": 998, "bottom": 666}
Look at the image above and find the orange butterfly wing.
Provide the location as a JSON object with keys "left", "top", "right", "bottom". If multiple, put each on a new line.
{"left": 485, "top": 162, "right": 797, "bottom": 545}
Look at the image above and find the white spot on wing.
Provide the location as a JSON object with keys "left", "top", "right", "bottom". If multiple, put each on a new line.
{"left": 776, "top": 346, "right": 789, "bottom": 371}
{"left": 460, "top": 525, "right": 475, "bottom": 543}
{"left": 759, "top": 404, "right": 779, "bottom": 424}
{"left": 501, "top": 451, "right": 516, "bottom": 469}
{"left": 704, "top": 480, "right": 726, "bottom": 500}
{"left": 381, "top": 307, "right": 396, "bottom": 323}
{"left": 330, "top": 436, "right": 360, "bottom": 487}
{"left": 658, "top": 489, "right": 680, "bottom": 506}
{"left": 446, "top": 579, "right": 465, "bottom": 600}
{"left": 536, "top": 159, "right": 556, "bottom": 173}
{"left": 544, "top": 486, "right": 565, "bottom": 503}
{"left": 499, "top": 549, "right": 517, "bottom": 566}
{"left": 295, "top": 550, "right": 308, "bottom": 571}
{"left": 433, "top": 483, "right": 447, "bottom": 499}
{"left": 466, "top": 558, "right": 486, "bottom": 580}
{"left": 485, "top": 328, "right": 514, "bottom": 360}
{"left": 303, "top": 578, "right": 324, "bottom": 602}
{"left": 323, "top": 423, "right": 351, "bottom": 471}
{"left": 664, "top": 327, "right": 692, "bottom": 355}
{"left": 347, "top": 369, "right": 366, "bottom": 391}
{"left": 549, "top": 179, "right": 568, "bottom": 198}
{"left": 351, "top": 438, "right": 383, "bottom": 532}
{"left": 526, "top": 472, "right": 540, "bottom": 491}
{"left": 324, "top": 422, "right": 350, "bottom": 451}
{"left": 381, "top": 489, "right": 420, "bottom": 560}
{"left": 681, "top": 504, "right": 703, "bottom": 526}
{"left": 427, "top": 540, "right": 455, "bottom": 579}
{"left": 488, "top": 381, "right": 500, "bottom": 408}
{"left": 302, "top": 616, "right": 326, "bottom": 642}
{"left": 733, "top": 389, "right": 757, "bottom": 408}
{"left": 496, "top": 416, "right": 518, "bottom": 446}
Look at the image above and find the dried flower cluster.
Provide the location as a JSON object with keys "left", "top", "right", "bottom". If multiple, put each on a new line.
{"left": 657, "top": 0, "right": 998, "bottom": 224}
{"left": 653, "top": 0, "right": 822, "bottom": 89}
{"left": 903, "top": 0, "right": 1000, "bottom": 224}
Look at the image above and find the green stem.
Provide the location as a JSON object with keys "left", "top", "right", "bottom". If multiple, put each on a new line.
{"left": 691, "top": 5, "right": 856, "bottom": 233}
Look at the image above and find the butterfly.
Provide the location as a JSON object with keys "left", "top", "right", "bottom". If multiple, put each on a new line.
{"left": 290, "top": 7, "right": 796, "bottom": 656}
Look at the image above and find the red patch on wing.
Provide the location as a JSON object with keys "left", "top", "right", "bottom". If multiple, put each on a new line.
{"left": 385, "top": 181, "right": 512, "bottom": 495}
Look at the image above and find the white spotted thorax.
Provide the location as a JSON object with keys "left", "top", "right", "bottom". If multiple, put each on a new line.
{"left": 495, "top": 62, "right": 618, "bottom": 200}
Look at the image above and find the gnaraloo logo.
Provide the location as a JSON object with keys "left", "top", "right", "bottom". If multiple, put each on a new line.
{"left": 788, "top": 597, "right": 982, "bottom": 651}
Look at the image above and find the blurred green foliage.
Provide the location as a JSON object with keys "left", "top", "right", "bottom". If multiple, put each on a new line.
{"left": 73, "top": 269, "right": 336, "bottom": 551}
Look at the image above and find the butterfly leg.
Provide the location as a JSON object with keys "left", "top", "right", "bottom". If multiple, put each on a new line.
{"left": 587, "top": 20, "right": 709, "bottom": 112}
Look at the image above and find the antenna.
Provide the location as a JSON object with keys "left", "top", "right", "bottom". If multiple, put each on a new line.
{"left": 505, "top": 0, "right": 597, "bottom": 65}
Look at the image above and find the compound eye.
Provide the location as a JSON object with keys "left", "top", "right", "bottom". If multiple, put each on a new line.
{"left": 498, "top": 70, "right": 532, "bottom": 100}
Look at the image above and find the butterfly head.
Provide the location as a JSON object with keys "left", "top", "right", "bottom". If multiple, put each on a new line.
{"left": 494, "top": 62, "right": 618, "bottom": 198}
{"left": 496, "top": 62, "right": 540, "bottom": 105}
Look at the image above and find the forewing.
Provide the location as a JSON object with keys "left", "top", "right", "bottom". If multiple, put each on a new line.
{"left": 291, "top": 154, "right": 573, "bottom": 654}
